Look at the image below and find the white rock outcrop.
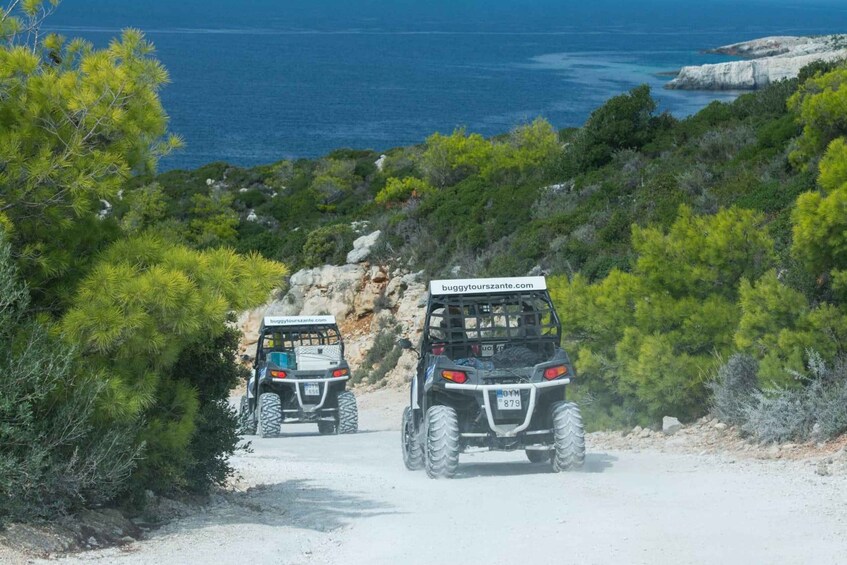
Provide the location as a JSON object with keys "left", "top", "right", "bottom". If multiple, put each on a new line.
{"left": 346, "top": 230, "right": 381, "bottom": 264}
{"left": 666, "top": 35, "right": 847, "bottom": 91}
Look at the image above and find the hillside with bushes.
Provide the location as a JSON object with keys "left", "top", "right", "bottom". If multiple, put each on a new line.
{"left": 130, "top": 60, "right": 847, "bottom": 436}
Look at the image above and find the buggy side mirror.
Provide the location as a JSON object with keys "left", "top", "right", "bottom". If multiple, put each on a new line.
{"left": 397, "top": 338, "right": 421, "bottom": 359}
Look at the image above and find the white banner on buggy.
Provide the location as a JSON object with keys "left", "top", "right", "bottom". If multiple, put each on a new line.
{"left": 263, "top": 315, "right": 337, "bottom": 326}
{"left": 429, "top": 276, "right": 547, "bottom": 296}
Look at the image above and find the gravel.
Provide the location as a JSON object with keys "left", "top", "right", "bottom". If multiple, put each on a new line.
{"left": 23, "top": 389, "right": 847, "bottom": 565}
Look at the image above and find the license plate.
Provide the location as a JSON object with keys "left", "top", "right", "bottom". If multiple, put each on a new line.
{"left": 304, "top": 383, "right": 320, "bottom": 397}
{"left": 496, "top": 388, "right": 521, "bottom": 410}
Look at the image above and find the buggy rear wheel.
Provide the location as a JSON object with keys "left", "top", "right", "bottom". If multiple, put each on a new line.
{"left": 259, "top": 392, "right": 282, "bottom": 438}
{"left": 337, "top": 391, "right": 358, "bottom": 434}
{"left": 424, "top": 405, "right": 460, "bottom": 479}
{"left": 550, "top": 402, "right": 585, "bottom": 472}
{"left": 401, "top": 406, "right": 424, "bottom": 470}
{"left": 238, "top": 395, "right": 256, "bottom": 435}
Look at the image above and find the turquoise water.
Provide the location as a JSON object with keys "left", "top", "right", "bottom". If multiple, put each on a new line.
{"left": 47, "top": 0, "right": 847, "bottom": 170}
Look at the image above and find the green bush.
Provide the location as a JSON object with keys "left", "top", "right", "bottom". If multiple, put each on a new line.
{"left": 0, "top": 240, "right": 139, "bottom": 523}
{"left": 302, "top": 224, "right": 356, "bottom": 267}
{"left": 61, "top": 234, "right": 285, "bottom": 495}
{"left": 352, "top": 322, "right": 402, "bottom": 385}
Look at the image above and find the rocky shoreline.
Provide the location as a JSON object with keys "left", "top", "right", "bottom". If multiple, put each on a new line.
{"left": 666, "top": 35, "right": 847, "bottom": 91}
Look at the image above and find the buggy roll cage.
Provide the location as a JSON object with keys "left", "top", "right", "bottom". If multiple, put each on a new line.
{"left": 422, "top": 290, "right": 562, "bottom": 360}
{"left": 256, "top": 315, "right": 345, "bottom": 362}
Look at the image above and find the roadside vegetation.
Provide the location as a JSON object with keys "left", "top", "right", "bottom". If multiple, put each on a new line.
{"left": 0, "top": 2, "right": 284, "bottom": 523}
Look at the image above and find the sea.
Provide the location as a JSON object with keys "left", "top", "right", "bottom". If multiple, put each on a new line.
{"left": 47, "top": 0, "right": 847, "bottom": 171}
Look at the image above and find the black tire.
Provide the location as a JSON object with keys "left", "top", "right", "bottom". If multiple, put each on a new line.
{"left": 551, "top": 402, "right": 585, "bottom": 472}
{"left": 318, "top": 421, "right": 337, "bottom": 435}
{"left": 337, "top": 391, "right": 358, "bottom": 434}
{"left": 525, "top": 449, "right": 550, "bottom": 463}
{"left": 259, "top": 392, "right": 282, "bottom": 438}
{"left": 239, "top": 395, "right": 256, "bottom": 435}
{"left": 424, "top": 405, "right": 460, "bottom": 479}
{"left": 401, "top": 406, "right": 424, "bottom": 471}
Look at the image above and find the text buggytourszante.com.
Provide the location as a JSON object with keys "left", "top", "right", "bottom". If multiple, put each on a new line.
{"left": 429, "top": 276, "right": 547, "bottom": 296}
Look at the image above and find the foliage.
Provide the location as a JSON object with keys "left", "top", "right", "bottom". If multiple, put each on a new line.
{"left": 67, "top": 57, "right": 847, "bottom": 437}
{"left": 741, "top": 351, "right": 847, "bottom": 443}
{"left": 551, "top": 206, "right": 773, "bottom": 422}
{"left": 302, "top": 224, "right": 356, "bottom": 267}
{"left": 375, "top": 177, "right": 434, "bottom": 205}
{"left": 177, "top": 321, "right": 250, "bottom": 494}
{"left": 419, "top": 128, "right": 493, "bottom": 188}
{"left": 0, "top": 14, "right": 181, "bottom": 309}
{"left": 61, "top": 234, "right": 285, "bottom": 492}
{"left": 565, "top": 85, "right": 667, "bottom": 173}
{"left": 352, "top": 319, "right": 402, "bottom": 385}
{"left": 0, "top": 238, "right": 138, "bottom": 523}
{"left": 792, "top": 138, "right": 847, "bottom": 275}
{"left": 708, "top": 354, "right": 759, "bottom": 426}
{"left": 788, "top": 66, "right": 847, "bottom": 168}
{"left": 188, "top": 191, "right": 239, "bottom": 248}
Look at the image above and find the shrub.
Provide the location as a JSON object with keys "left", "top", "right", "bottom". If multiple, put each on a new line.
{"left": 61, "top": 235, "right": 285, "bottom": 496}
{"left": 709, "top": 354, "right": 759, "bottom": 426}
{"left": 302, "top": 224, "right": 356, "bottom": 267}
{"left": 0, "top": 239, "right": 139, "bottom": 523}
{"left": 741, "top": 351, "right": 847, "bottom": 443}
{"left": 375, "top": 177, "right": 434, "bottom": 205}
{"left": 742, "top": 387, "right": 813, "bottom": 443}
{"left": 567, "top": 85, "right": 662, "bottom": 172}
{"left": 352, "top": 321, "right": 402, "bottom": 385}
{"left": 177, "top": 322, "right": 251, "bottom": 494}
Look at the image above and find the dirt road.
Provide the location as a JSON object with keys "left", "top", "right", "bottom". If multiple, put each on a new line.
{"left": 42, "top": 389, "right": 847, "bottom": 565}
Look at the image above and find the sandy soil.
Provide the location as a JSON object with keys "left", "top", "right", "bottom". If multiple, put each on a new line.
{"left": 29, "top": 388, "right": 847, "bottom": 565}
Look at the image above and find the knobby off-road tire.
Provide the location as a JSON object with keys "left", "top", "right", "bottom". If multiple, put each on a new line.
{"left": 239, "top": 395, "right": 257, "bottom": 435}
{"left": 551, "top": 401, "right": 585, "bottom": 472}
{"left": 401, "top": 406, "right": 424, "bottom": 471}
{"left": 525, "top": 449, "right": 550, "bottom": 463}
{"left": 424, "top": 405, "right": 460, "bottom": 479}
{"left": 318, "top": 421, "right": 337, "bottom": 435}
{"left": 337, "top": 391, "right": 359, "bottom": 434}
{"left": 259, "top": 392, "right": 282, "bottom": 438}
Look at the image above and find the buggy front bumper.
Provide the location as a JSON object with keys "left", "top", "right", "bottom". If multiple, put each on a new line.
{"left": 444, "top": 378, "right": 570, "bottom": 437}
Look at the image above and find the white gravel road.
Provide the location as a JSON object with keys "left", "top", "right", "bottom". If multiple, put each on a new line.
{"left": 41, "top": 389, "right": 847, "bottom": 565}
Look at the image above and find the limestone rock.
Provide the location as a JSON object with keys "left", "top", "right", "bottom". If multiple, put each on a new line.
{"left": 666, "top": 35, "right": 847, "bottom": 91}
{"left": 374, "top": 154, "right": 387, "bottom": 172}
{"left": 662, "top": 416, "right": 683, "bottom": 435}
{"left": 346, "top": 231, "right": 381, "bottom": 264}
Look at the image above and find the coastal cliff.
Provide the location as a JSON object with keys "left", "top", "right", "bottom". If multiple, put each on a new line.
{"left": 666, "top": 35, "right": 847, "bottom": 90}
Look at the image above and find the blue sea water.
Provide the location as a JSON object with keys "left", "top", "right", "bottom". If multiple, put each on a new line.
{"left": 47, "top": 0, "right": 847, "bottom": 171}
